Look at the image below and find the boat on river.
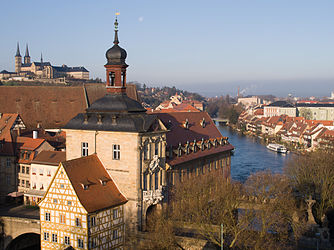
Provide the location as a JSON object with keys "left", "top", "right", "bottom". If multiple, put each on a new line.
{"left": 266, "top": 143, "right": 287, "bottom": 153}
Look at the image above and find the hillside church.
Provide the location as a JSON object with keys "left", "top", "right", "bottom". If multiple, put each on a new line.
{"left": 0, "top": 43, "right": 89, "bottom": 81}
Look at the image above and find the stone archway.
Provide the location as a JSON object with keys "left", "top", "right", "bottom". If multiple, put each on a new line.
{"left": 5, "top": 233, "right": 40, "bottom": 250}
{"left": 145, "top": 204, "right": 163, "bottom": 231}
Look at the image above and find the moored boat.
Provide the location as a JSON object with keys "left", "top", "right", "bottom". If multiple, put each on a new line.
{"left": 266, "top": 143, "right": 287, "bottom": 153}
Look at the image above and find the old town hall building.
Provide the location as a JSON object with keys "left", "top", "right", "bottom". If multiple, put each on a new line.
{"left": 39, "top": 16, "right": 233, "bottom": 249}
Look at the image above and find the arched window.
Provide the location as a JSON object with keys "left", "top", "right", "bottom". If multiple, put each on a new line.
{"left": 109, "top": 72, "right": 115, "bottom": 86}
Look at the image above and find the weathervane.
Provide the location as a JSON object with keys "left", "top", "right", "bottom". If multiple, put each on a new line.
{"left": 114, "top": 12, "right": 120, "bottom": 31}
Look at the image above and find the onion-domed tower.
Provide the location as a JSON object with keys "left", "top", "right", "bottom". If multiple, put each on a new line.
{"left": 105, "top": 16, "right": 128, "bottom": 94}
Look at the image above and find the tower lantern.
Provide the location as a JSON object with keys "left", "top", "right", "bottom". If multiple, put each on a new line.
{"left": 105, "top": 14, "right": 128, "bottom": 94}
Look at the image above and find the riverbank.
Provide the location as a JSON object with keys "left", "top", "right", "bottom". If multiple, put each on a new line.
{"left": 226, "top": 123, "right": 303, "bottom": 154}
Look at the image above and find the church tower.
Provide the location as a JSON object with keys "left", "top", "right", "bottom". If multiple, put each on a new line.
{"left": 64, "top": 15, "right": 168, "bottom": 232}
{"left": 24, "top": 44, "right": 31, "bottom": 64}
{"left": 15, "top": 42, "right": 22, "bottom": 73}
{"left": 105, "top": 16, "right": 128, "bottom": 94}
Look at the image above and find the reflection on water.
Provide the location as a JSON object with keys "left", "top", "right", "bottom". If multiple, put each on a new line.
{"left": 218, "top": 126, "right": 291, "bottom": 182}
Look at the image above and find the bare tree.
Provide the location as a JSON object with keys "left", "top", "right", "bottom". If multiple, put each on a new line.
{"left": 285, "top": 150, "right": 334, "bottom": 224}
{"left": 243, "top": 171, "right": 306, "bottom": 249}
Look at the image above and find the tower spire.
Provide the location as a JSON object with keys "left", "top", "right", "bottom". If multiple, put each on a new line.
{"left": 113, "top": 13, "right": 119, "bottom": 45}
{"left": 25, "top": 44, "right": 29, "bottom": 57}
{"left": 16, "top": 42, "right": 21, "bottom": 57}
{"left": 40, "top": 53, "right": 43, "bottom": 64}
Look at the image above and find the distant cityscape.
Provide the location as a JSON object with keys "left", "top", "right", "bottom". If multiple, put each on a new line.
{"left": 0, "top": 15, "right": 333, "bottom": 250}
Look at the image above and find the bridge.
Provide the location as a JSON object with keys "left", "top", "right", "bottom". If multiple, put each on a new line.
{"left": 0, "top": 205, "right": 40, "bottom": 250}
{"left": 212, "top": 118, "right": 230, "bottom": 125}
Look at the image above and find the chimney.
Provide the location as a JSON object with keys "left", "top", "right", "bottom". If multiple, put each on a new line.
{"left": 33, "top": 130, "right": 38, "bottom": 139}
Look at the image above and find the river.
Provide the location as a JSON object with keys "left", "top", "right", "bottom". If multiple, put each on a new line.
{"left": 217, "top": 125, "right": 292, "bottom": 182}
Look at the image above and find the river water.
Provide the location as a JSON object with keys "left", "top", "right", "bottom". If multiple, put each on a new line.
{"left": 217, "top": 125, "right": 292, "bottom": 182}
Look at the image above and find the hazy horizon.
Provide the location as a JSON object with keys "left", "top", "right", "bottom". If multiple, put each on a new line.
{"left": 1, "top": 0, "right": 333, "bottom": 98}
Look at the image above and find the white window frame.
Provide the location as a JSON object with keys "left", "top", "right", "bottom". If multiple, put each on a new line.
{"left": 112, "top": 144, "right": 120, "bottom": 160}
{"left": 75, "top": 217, "right": 81, "bottom": 227}
{"left": 81, "top": 142, "right": 88, "bottom": 157}
{"left": 112, "top": 229, "right": 118, "bottom": 240}
{"left": 52, "top": 233, "right": 57, "bottom": 243}
{"left": 78, "top": 238, "right": 84, "bottom": 248}
{"left": 6, "top": 158, "right": 11, "bottom": 167}
{"left": 64, "top": 236, "right": 70, "bottom": 245}
{"left": 45, "top": 212, "right": 51, "bottom": 221}
{"left": 91, "top": 216, "right": 96, "bottom": 227}
{"left": 113, "top": 209, "right": 118, "bottom": 220}
{"left": 44, "top": 232, "right": 49, "bottom": 241}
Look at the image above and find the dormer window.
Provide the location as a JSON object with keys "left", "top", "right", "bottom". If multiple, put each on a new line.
{"left": 99, "top": 176, "right": 110, "bottom": 186}
{"left": 184, "top": 119, "right": 189, "bottom": 129}
{"left": 200, "top": 118, "right": 206, "bottom": 128}
{"left": 81, "top": 179, "right": 93, "bottom": 190}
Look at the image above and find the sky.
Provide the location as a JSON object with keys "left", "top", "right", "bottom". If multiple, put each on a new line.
{"left": 1, "top": 0, "right": 333, "bottom": 97}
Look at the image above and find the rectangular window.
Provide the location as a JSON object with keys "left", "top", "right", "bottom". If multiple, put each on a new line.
{"left": 90, "top": 216, "right": 96, "bottom": 227}
{"left": 60, "top": 184, "right": 64, "bottom": 188}
{"left": 112, "top": 144, "right": 120, "bottom": 160}
{"left": 6, "top": 158, "right": 11, "bottom": 167}
{"left": 26, "top": 167, "right": 30, "bottom": 174}
{"left": 143, "top": 174, "right": 147, "bottom": 191}
{"left": 47, "top": 170, "right": 51, "bottom": 176}
{"left": 53, "top": 199, "right": 57, "bottom": 204}
{"left": 75, "top": 217, "right": 81, "bottom": 227}
{"left": 81, "top": 142, "right": 88, "bottom": 157}
{"left": 17, "top": 165, "right": 20, "bottom": 173}
{"left": 90, "top": 238, "right": 97, "bottom": 248}
{"left": 155, "top": 172, "right": 158, "bottom": 190}
{"left": 44, "top": 232, "right": 49, "bottom": 241}
{"left": 113, "top": 229, "right": 118, "bottom": 240}
{"left": 67, "top": 201, "right": 72, "bottom": 206}
{"left": 22, "top": 166, "right": 25, "bottom": 173}
{"left": 60, "top": 214, "right": 66, "bottom": 224}
{"left": 143, "top": 144, "right": 148, "bottom": 160}
{"left": 155, "top": 142, "right": 159, "bottom": 156}
{"left": 32, "top": 167, "right": 36, "bottom": 175}
{"left": 64, "top": 236, "right": 70, "bottom": 245}
{"left": 26, "top": 181, "right": 30, "bottom": 188}
{"left": 26, "top": 151, "right": 31, "bottom": 160}
{"left": 78, "top": 238, "right": 84, "bottom": 248}
{"left": 45, "top": 212, "right": 50, "bottom": 221}
{"left": 52, "top": 234, "right": 57, "bottom": 243}
{"left": 21, "top": 179, "right": 25, "bottom": 186}
{"left": 39, "top": 168, "right": 43, "bottom": 175}
{"left": 113, "top": 209, "right": 118, "bottom": 220}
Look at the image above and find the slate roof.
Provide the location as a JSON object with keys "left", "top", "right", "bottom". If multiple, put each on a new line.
{"left": 268, "top": 101, "right": 294, "bottom": 107}
{"left": 64, "top": 112, "right": 158, "bottom": 133}
{"left": 61, "top": 154, "right": 127, "bottom": 213}
{"left": 31, "top": 150, "right": 66, "bottom": 166}
{"left": 53, "top": 66, "right": 89, "bottom": 73}
{"left": 0, "top": 84, "right": 138, "bottom": 129}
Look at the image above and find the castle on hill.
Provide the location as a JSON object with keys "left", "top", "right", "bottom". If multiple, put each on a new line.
{"left": 0, "top": 43, "right": 89, "bottom": 81}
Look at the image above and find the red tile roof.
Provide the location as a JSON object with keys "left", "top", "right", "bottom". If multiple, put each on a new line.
{"left": 0, "top": 84, "right": 138, "bottom": 129}
{"left": 0, "top": 113, "right": 19, "bottom": 156}
{"left": 16, "top": 137, "right": 46, "bottom": 151}
{"left": 62, "top": 154, "right": 127, "bottom": 213}
{"left": 156, "top": 112, "right": 223, "bottom": 147}
{"left": 32, "top": 150, "right": 66, "bottom": 166}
